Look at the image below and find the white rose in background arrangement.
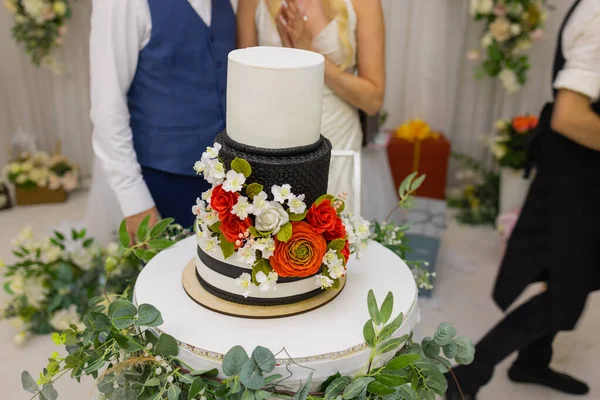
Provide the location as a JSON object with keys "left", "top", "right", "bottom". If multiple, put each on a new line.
{"left": 476, "top": 0, "right": 494, "bottom": 15}
{"left": 254, "top": 202, "right": 289, "bottom": 234}
{"left": 256, "top": 271, "right": 278, "bottom": 292}
{"left": 481, "top": 33, "right": 493, "bottom": 48}
{"left": 24, "top": 276, "right": 49, "bottom": 308}
{"left": 499, "top": 69, "right": 521, "bottom": 93}
{"left": 495, "top": 119, "right": 508, "bottom": 131}
{"left": 41, "top": 242, "right": 62, "bottom": 264}
{"left": 491, "top": 143, "right": 508, "bottom": 160}
{"left": 9, "top": 274, "right": 26, "bottom": 296}
{"left": 489, "top": 17, "right": 512, "bottom": 43}
{"left": 510, "top": 24, "right": 522, "bottom": 36}
{"left": 50, "top": 305, "right": 84, "bottom": 331}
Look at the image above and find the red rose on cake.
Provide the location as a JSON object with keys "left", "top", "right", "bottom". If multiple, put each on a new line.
{"left": 270, "top": 222, "right": 327, "bottom": 278}
{"left": 211, "top": 184, "right": 238, "bottom": 218}
{"left": 305, "top": 199, "right": 338, "bottom": 234}
{"left": 220, "top": 214, "right": 251, "bottom": 246}
{"left": 340, "top": 240, "right": 350, "bottom": 262}
{"left": 323, "top": 216, "right": 346, "bottom": 241}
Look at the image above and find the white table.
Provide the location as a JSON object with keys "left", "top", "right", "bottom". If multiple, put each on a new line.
{"left": 134, "top": 237, "right": 419, "bottom": 390}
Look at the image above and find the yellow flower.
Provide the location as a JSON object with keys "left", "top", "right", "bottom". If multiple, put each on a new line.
{"left": 3, "top": 0, "right": 17, "bottom": 14}
{"left": 53, "top": 1, "right": 67, "bottom": 16}
{"left": 395, "top": 119, "right": 440, "bottom": 142}
{"left": 464, "top": 185, "right": 476, "bottom": 197}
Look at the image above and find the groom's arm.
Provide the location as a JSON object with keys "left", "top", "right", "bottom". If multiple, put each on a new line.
{"left": 90, "top": 0, "right": 158, "bottom": 236}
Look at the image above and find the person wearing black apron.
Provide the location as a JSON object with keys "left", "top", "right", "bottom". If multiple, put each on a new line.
{"left": 446, "top": 1, "right": 600, "bottom": 398}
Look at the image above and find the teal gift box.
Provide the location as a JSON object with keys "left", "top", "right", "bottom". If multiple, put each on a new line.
{"left": 403, "top": 197, "right": 446, "bottom": 297}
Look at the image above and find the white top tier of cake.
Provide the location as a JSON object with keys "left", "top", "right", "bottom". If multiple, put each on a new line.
{"left": 227, "top": 47, "right": 325, "bottom": 149}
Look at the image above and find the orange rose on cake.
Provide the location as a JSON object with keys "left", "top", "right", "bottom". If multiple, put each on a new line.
{"left": 305, "top": 199, "right": 338, "bottom": 234}
{"left": 220, "top": 214, "right": 251, "bottom": 245}
{"left": 271, "top": 222, "right": 327, "bottom": 278}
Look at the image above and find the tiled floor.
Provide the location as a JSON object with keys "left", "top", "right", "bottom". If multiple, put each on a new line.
{"left": 0, "top": 190, "right": 598, "bottom": 399}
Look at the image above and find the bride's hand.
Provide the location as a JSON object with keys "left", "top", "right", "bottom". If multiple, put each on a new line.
{"left": 275, "top": 8, "right": 294, "bottom": 48}
{"left": 280, "top": 0, "right": 313, "bottom": 51}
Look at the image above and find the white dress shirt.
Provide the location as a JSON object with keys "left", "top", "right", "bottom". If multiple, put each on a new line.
{"left": 89, "top": 0, "right": 214, "bottom": 217}
{"left": 554, "top": 0, "right": 600, "bottom": 103}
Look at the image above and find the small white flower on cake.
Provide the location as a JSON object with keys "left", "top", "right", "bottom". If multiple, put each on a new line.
{"left": 342, "top": 216, "right": 357, "bottom": 244}
{"left": 256, "top": 271, "right": 278, "bottom": 292}
{"left": 327, "top": 258, "right": 346, "bottom": 279}
{"left": 198, "top": 230, "right": 220, "bottom": 254}
{"left": 193, "top": 160, "right": 206, "bottom": 174}
{"left": 271, "top": 184, "right": 292, "bottom": 203}
{"left": 205, "top": 143, "right": 221, "bottom": 159}
{"left": 201, "top": 187, "right": 213, "bottom": 203}
{"left": 315, "top": 274, "right": 334, "bottom": 289}
{"left": 322, "top": 249, "right": 339, "bottom": 266}
{"left": 192, "top": 197, "right": 205, "bottom": 216}
{"left": 208, "top": 159, "right": 226, "bottom": 180}
{"left": 199, "top": 210, "right": 219, "bottom": 226}
{"left": 254, "top": 202, "right": 289, "bottom": 234}
{"left": 252, "top": 191, "right": 269, "bottom": 215}
{"left": 252, "top": 237, "right": 276, "bottom": 259}
{"left": 236, "top": 243, "right": 257, "bottom": 266}
{"left": 236, "top": 273, "right": 253, "bottom": 298}
{"left": 288, "top": 193, "right": 306, "bottom": 214}
{"left": 223, "top": 170, "right": 246, "bottom": 192}
{"left": 232, "top": 196, "right": 254, "bottom": 219}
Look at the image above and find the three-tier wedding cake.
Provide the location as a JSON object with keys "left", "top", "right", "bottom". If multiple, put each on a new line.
{"left": 185, "top": 47, "right": 370, "bottom": 316}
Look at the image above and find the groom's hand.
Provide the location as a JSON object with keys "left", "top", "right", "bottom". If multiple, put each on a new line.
{"left": 125, "top": 206, "right": 160, "bottom": 244}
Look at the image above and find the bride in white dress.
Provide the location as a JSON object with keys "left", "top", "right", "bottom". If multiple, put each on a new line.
{"left": 238, "top": 0, "right": 385, "bottom": 211}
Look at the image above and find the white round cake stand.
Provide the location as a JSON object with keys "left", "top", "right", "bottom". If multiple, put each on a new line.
{"left": 134, "top": 237, "right": 419, "bottom": 391}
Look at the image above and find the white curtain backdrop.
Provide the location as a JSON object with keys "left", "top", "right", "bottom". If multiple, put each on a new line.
{"left": 0, "top": 0, "right": 572, "bottom": 178}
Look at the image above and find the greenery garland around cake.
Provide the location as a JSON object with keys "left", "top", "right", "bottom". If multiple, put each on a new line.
{"left": 192, "top": 144, "right": 372, "bottom": 297}
{"left": 21, "top": 287, "right": 474, "bottom": 400}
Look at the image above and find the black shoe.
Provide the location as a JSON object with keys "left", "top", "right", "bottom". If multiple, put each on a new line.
{"left": 445, "top": 372, "right": 478, "bottom": 400}
{"left": 508, "top": 366, "right": 590, "bottom": 395}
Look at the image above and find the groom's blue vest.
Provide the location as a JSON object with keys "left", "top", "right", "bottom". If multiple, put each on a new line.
{"left": 128, "top": 0, "right": 236, "bottom": 176}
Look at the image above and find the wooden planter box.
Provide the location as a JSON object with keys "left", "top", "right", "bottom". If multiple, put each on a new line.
{"left": 15, "top": 186, "right": 68, "bottom": 206}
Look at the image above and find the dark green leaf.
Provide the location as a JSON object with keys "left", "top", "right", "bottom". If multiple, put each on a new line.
{"left": 442, "top": 342, "right": 458, "bottom": 359}
{"left": 483, "top": 60, "right": 501, "bottom": 76}
{"left": 241, "top": 389, "right": 255, "bottom": 400}
{"left": 366, "top": 381, "right": 395, "bottom": 396}
{"left": 83, "top": 238, "right": 95, "bottom": 248}
{"left": 487, "top": 44, "right": 503, "bottom": 61}
{"left": 229, "top": 378, "right": 243, "bottom": 395}
{"left": 341, "top": 377, "right": 374, "bottom": 399}
{"left": 147, "top": 239, "right": 176, "bottom": 250}
{"left": 54, "top": 230, "right": 66, "bottom": 240}
{"left": 363, "top": 319, "right": 376, "bottom": 347}
{"left": 320, "top": 372, "right": 342, "bottom": 392}
{"left": 190, "top": 369, "right": 218, "bottom": 377}
{"left": 433, "top": 323, "right": 457, "bottom": 346}
{"left": 112, "top": 308, "right": 136, "bottom": 329}
{"left": 231, "top": 157, "right": 252, "bottom": 178}
{"left": 134, "top": 248, "right": 157, "bottom": 263}
{"left": 223, "top": 345, "right": 250, "bottom": 376}
{"left": 137, "top": 215, "right": 151, "bottom": 242}
{"left": 264, "top": 374, "right": 283, "bottom": 385}
{"left": 188, "top": 378, "right": 207, "bottom": 400}
{"left": 397, "top": 385, "right": 417, "bottom": 400}
{"left": 246, "top": 183, "right": 264, "bottom": 199}
{"left": 84, "top": 358, "right": 106, "bottom": 374}
{"left": 21, "top": 371, "right": 38, "bottom": 394}
{"left": 377, "top": 336, "right": 406, "bottom": 354}
{"left": 115, "top": 334, "right": 144, "bottom": 352}
{"left": 144, "top": 377, "right": 161, "bottom": 386}
{"left": 378, "top": 312, "right": 404, "bottom": 341}
{"left": 291, "top": 372, "right": 313, "bottom": 400}
{"left": 179, "top": 374, "right": 195, "bottom": 385}
{"left": 240, "top": 360, "right": 265, "bottom": 390}
{"left": 168, "top": 385, "right": 181, "bottom": 400}
{"left": 454, "top": 337, "right": 475, "bottom": 365}
{"left": 98, "top": 380, "right": 114, "bottom": 394}
{"left": 431, "top": 355, "right": 452, "bottom": 373}
{"left": 422, "top": 337, "right": 441, "bottom": 358}
{"left": 219, "top": 233, "right": 236, "bottom": 259}
{"left": 379, "top": 292, "right": 394, "bottom": 324}
{"left": 150, "top": 218, "right": 175, "bottom": 238}
{"left": 324, "top": 376, "right": 351, "bottom": 400}
{"left": 255, "top": 390, "right": 271, "bottom": 400}
{"left": 367, "top": 290, "right": 381, "bottom": 326}
{"left": 385, "top": 353, "right": 421, "bottom": 371}
{"left": 42, "top": 384, "right": 58, "bottom": 400}
{"left": 137, "top": 304, "right": 160, "bottom": 325}
{"left": 375, "top": 374, "right": 409, "bottom": 387}
{"left": 252, "top": 346, "right": 276, "bottom": 373}
{"left": 155, "top": 333, "right": 179, "bottom": 358}
{"left": 108, "top": 300, "right": 137, "bottom": 319}
{"left": 276, "top": 222, "right": 293, "bottom": 242}
{"left": 118, "top": 220, "right": 130, "bottom": 248}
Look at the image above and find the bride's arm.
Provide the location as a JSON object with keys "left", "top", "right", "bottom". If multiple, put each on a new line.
{"left": 237, "top": 0, "right": 259, "bottom": 47}
{"left": 280, "top": 0, "right": 385, "bottom": 116}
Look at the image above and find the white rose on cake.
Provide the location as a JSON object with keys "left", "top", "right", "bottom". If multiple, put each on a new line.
{"left": 254, "top": 202, "right": 289, "bottom": 234}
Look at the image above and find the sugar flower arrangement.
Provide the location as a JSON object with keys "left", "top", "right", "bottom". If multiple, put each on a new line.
{"left": 489, "top": 114, "right": 538, "bottom": 169}
{"left": 192, "top": 144, "right": 370, "bottom": 297}
{"left": 3, "top": 0, "right": 71, "bottom": 71}
{"left": 4, "top": 151, "right": 79, "bottom": 192}
{"left": 467, "top": 0, "right": 549, "bottom": 93}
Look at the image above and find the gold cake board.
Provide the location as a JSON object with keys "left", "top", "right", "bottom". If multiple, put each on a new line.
{"left": 182, "top": 259, "right": 346, "bottom": 319}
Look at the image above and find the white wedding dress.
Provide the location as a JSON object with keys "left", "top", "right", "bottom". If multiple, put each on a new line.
{"left": 255, "top": 0, "right": 363, "bottom": 209}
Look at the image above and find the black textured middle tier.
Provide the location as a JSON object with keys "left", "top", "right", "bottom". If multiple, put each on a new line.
{"left": 215, "top": 131, "right": 332, "bottom": 207}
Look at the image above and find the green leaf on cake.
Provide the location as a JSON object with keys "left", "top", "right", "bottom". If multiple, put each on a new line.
{"left": 276, "top": 222, "right": 293, "bottom": 242}
{"left": 168, "top": 386, "right": 181, "bottom": 400}
{"left": 209, "top": 221, "right": 221, "bottom": 233}
{"left": 246, "top": 182, "right": 264, "bottom": 199}
{"left": 324, "top": 376, "right": 351, "bottom": 400}
{"left": 219, "top": 233, "right": 236, "bottom": 259}
{"left": 288, "top": 209, "right": 308, "bottom": 222}
{"left": 118, "top": 220, "right": 130, "bottom": 248}
{"left": 223, "top": 345, "right": 250, "bottom": 376}
{"left": 342, "top": 377, "right": 374, "bottom": 399}
{"left": 328, "top": 239, "right": 346, "bottom": 251}
{"left": 367, "top": 290, "right": 381, "bottom": 326}
{"left": 314, "top": 194, "right": 336, "bottom": 206}
{"left": 249, "top": 227, "right": 271, "bottom": 238}
{"left": 231, "top": 158, "right": 252, "bottom": 178}
{"left": 137, "top": 215, "right": 150, "bottom": 242}
{"left": 379, "top": 292, "right": 394, "bottom": 324}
